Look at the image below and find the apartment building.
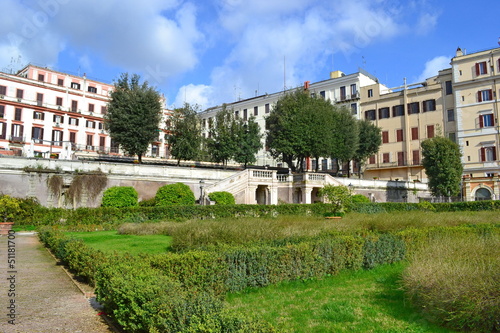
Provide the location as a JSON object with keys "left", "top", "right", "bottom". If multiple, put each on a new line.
{"left": 0, "top": 64, "right": 171, "bottom": 159}
{"left": 198, "top": 69, "right": 382, "bottom": 168}
{"left": 451, "top": 47, "right": 500, "bottom": 200}
{"left": 360, "top": 70, "right": 454, "bottom": 182}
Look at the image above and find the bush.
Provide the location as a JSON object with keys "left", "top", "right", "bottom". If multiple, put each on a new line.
{"left": 318, "top": 185, "right": 352, "bottom": 214}
{"left": 402, "top": 233, "right": 500, "bottom": 332}
{"left": 208, "top": 191, "right": 235, "bottom": 205}
{"left": 101, "top": 186, "right": 138, "bottom": 208}
{"left": 139, "top": 197, "right": 156, "bottom": 207}
{"left": 0, "top": 195, "right": 22, "bottom": 222}
{"left": 351, "top": 194, "right": 370, "bottom": 204}
{"left": 155, "top": 183, "right": 196, "bottom": 206}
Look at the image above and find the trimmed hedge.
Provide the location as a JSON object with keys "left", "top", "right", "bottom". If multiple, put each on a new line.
{"left": 155, "top": 183, "right": 195, "bottom": 206}
{"left": 101, "top": 186, "right": 138, "bottom": 208}
{"left": 208, "top": 191, "right": 236, "bottom": 205}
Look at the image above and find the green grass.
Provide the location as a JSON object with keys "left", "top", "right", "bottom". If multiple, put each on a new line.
{"left": 65, "top": 231, "right": 172, "bottom": 255}
{"left": 226, "top": 262, "right": 454, "bottom": 333}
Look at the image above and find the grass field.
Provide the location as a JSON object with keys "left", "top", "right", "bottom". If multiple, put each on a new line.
{"left": 65, "top": 230, "right": 172, "bottom": 255}
{"left": 226, "top": 262, "right": 453, "bottom": 333}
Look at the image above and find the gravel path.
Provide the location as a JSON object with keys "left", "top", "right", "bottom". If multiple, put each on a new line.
{"left": 0, "top": 233, "right": 114, "bottom": 333}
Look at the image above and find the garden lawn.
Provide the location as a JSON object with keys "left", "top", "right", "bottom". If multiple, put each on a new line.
{"left": 65, "top": 231, "right": 172, "bottom": 255}
{"left": 226, "top": 262, "right": 454, "bottom": 333}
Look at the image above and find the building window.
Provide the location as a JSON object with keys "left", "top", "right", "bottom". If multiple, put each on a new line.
{"left": 411, "top": 127, "right": 419, "bottom": 140}
{"left": 396, "top": 129, "right": 403, "bottom": 142}
{"left": 69, "top": 132, "right": 76, "bottom": 144}
{"left": 254, "top": 106, "right": 258, "bottom": 116}
{"left": 478, "top": 89, "right": 493, "bottom": 102}
{"left": 368, "top": 89, "right": 373, "bottom": 98}
{"left": 86, "top": 134, "right": 93, "bottom": 149}
{"left": 382, "top": 131, "right": 389, "bottom": 144}
{"left": 0, "top": 85, "right": 6, "bottom": 96}
{"left": 350, "top": 84, "right": 357, "bottom": 97}
{"left": 427, "top": 125, "right": 435, "bottom": 138}
{"left": 378, "top": 107, "right": 390, "bottom": 119}
{"left": 445, "top": 80, "right": 452, "bottom": 95}
{"left": 407, "top": 102, "right": 419, "bottom": 114}
{"left": 447, "top": 109, "right": 455, "bottom": 122}
{"left": 11, "top": 124, "right": 24, "bottom": 142}
{"left": 36, "top": 93, "right": 43, "bottom": 106}
{"left": 382, "top": 153, "right": 390, "bottom": 163}
{"left": 14, "top": 108, "right": 22, "bottom": 121}
{"left": 265, "top": 103, "right": 270, "bottom": 113}
{"left": 365, "top": 109, "right": 376, "bottom": 121}
{"left": 412, "top": 150, "right": 420, "bottom": 165}
{"left": 33, "top": 111, "right": 44, "bottom": 120}
{"left": 57, "top": 78, "right": 64, "bottom": 86}
{"left": 475, "top": 61, "right": 488, "bottom": 76}
{"left": 320, "top": 91, "right": 325, "bottom": 99}
{"left": 369, "top": 155, "right": 376, "bottom": 164}
{"left": 234, "top": 110, "right": 239, "bottom": 118}
{"left": 0, "top": 105, "right": 4, "bottom": 118}
{"left": 89, "top": 104, "right": 95, "bottom": 113}
{"left": 449, "top": 132, "right": 456, "bottom": 143}
{"left": 101, "top": 106, "right": 107, "bottom": 114}
{"left": 32, "top": 127, "right": 44, "bottom": 143}
{"left": 422, "top": 99, "right": 436, "bottom": 112}
{"left": 350, "top": 103, "right": 357, "bottom": 114}
{"left": 71, "top": 82, "right": 81, "bottom": 90}
{"left": 16, "top": 89, "right": 24, "bottom": 99}
{"left": 53, "top": 115, "right": 64, "bottom": 124}
{"left": 38, "top": 74, "right": 45, "bottom": 82}
{"left": 480, "top": 147, "right": 497, "bottom": 162}
{"left": 86, "top": 120, "right": 95, "bottom": 128}
{"left": 99, "top": 136, "right": 106, "bottom": 149}
{"left": 397, "top": 151, "right": 406, "bottom": 166}
{"left": 392, "top": 105, "right": 404, "bottom": 117}
{"left": 479, "top": 114, "right": 495, "bottom": 128}
{"left": 52, "top": 130, "right": 63, "bottom": 146}
{"left": 88, "top": 86, "right": 97, "bottom": 93}
{"left": 69, "top": 117, "right": 79, "bottom": 126}
{"left": 243, "top": 109, "right": 247, "bottom": 121}
{"left": 71, "top": 100, "right": 78, "bottom": 112}
{"left": 0, "top": 122, "right": 5, "bottom": 139}
{"left": 56, "top": 97, "right": 63, "bottom": 107}
{"left": 340, "top": 86, "right": 346, "bottom": 100}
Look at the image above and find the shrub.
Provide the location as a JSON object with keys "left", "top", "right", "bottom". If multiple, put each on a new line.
{"left": 351, "top": 194, "right": 370, "bottom": 204}
{"left": 101, "top": 186, "right": 138, "bottom": 208}
{"left": 208, "top": 191, "right": 236, "bottom": 205}
{"left": 155, "top": 183, "right": 195, "bottom": 206}
{"left": 318, "top": 185, "right": 352, "bottom": 214}
{"left": 402, "top": 233, "right": 500, "bottom": 332}
{"left": 0, "top": 195, "right": 22, "bottom": 222}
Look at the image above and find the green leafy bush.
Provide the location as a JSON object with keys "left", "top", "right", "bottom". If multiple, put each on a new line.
{"left": 351, "top": 194, "right": 370, "bottom": 204}
{"left": 155, "top": 183, "right": 195, "bottom": 206}
{"left": 0, "top": 195, "right": 22, "bottom": 222}
{"left": 101, "top": 186, "right": 138, "bottom": 208}
{"left": 318, "top": 185, "right": 352, "bottom": 214}
{"left": 208, "top": 191, "right": 236, "bottom": 205}
{"left": 139, "top": 197, "right": 156, "bottom": 207}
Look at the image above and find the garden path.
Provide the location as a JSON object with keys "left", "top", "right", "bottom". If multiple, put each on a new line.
{"left": 0, "top": 233, "right": 114, "bottom": 333}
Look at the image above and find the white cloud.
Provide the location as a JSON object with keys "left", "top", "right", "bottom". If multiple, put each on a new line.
{"left": 415, "top": 12, "right": 439, "bottom": 35}
{"left": 417, "top": 56, "right": 451, "bottom": 82}
{"left": 172, "top": 84, "right": 214, "bottom": 110}
{"left": 0, "top": 0, "right": 204, "bottom": 82}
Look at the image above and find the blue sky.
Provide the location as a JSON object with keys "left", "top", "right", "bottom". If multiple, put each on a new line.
{"left": 1, "top": 0, "right": 499, "bottom": 110}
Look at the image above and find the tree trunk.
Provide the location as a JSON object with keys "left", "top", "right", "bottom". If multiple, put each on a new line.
{"left": 138, "top": 154, "right": 143, "bottom": 164}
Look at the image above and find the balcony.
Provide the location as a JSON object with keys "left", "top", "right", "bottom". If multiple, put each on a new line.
{"left": 9, "top": 136, "right": 24, "bottom": 143}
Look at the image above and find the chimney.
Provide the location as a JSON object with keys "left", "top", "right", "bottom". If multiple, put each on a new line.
{"left": 456, "top": 47, "right": 463, "bottom": 57}
{"left": 304, "top": 81, "right": 310, "bottom": 90}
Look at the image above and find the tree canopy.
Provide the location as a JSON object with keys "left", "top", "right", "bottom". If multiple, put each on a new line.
{"left": 104, "top": 73, "right": 162, "bottom": 163}
{"left": 354, "top": 119, "right": 382, "bottom": 177}
{"left": 233, "top": 116, "right": 263, "bottom": 168}
{"left": 206, "top": 105, "right": 238, "bottom": 167}
{"left": 421, "top": 136, "right": 463, "bottom": 198}
{"left": 167, "top": 103, "right": 202, "bottom": 165}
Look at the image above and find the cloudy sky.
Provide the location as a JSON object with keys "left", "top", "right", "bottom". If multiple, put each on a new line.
{"left": 1, "top": 0, "right": 498, "bottom": 110}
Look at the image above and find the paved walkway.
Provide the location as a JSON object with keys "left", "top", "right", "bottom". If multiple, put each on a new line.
{"left": 0, "top": 233, "right": 114, "bottom": 333}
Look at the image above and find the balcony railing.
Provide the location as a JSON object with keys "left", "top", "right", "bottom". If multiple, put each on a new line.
{"left": 9, "top": 136, "right": 25, "bottom": 143}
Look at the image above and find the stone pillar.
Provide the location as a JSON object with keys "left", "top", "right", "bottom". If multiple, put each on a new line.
{"left": 303, "top": 187, "right": 313, "bottom": 204}
{"left": 247, "top": 185, "right": 258, "bottom": 204}
{"left": 270, "top": 186, "right": 278, "bottom": 205}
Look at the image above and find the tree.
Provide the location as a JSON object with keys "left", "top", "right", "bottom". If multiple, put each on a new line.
{"left": 206, "top": 105, "right": 238, "bottom": 167}
{"left": 233, "top": 116, "right": 263, "bottom": 168}
{"left": 421, "top": 136, "right": 463, "bottom": 198}
{"left": 330, "top": 107, "right": 359, "bottom": 177}
{"left": 104, "top": 73, "right": 162, "bottom": 163}
{"left": 354, "top": 119, "right": 382, "bottom": 178}
{"left": 318, "top": 185, "right": 353, "bottom": 215}
{"left": 167, "top": 103, "right": 202, "bottom": 165}
{"left": 266, "top": 89, "right": 337, "bottom": 172}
